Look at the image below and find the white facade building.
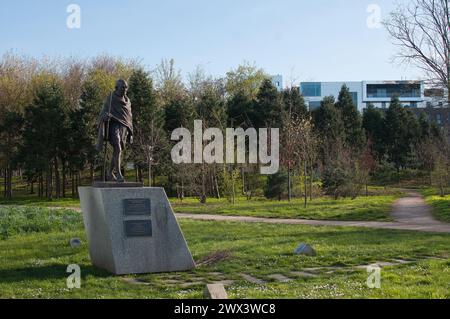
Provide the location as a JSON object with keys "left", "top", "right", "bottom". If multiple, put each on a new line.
{"left": 299, "top": 81, "right": 426, "bottom": 111}
{"left": 271, "top": 75, "right": 283, "bottom": 92}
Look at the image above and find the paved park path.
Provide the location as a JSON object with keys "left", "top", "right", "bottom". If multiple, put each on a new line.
{"left": 175, "top": 190, "right": 450, "bottom": 234}
{"left": 53, "top": 190, "right": 450, "bottom": 233}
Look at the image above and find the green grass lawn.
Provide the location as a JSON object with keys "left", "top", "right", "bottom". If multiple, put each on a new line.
{"left": 0, "top": 206, "right": 449, "bottom": 299}
{"left": 171, "top": 195, "right": 400, "bottom": 221}
{"left": 420, "top": 187, "right": 450, "bottom": 223}
{"left": 0, "top": 188, "right": 401, "bottom": 222}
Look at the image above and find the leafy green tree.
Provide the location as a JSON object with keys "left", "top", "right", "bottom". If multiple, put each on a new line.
{"left": 335, "top": 85, "right": 365, "bottom": 150}
{"left": 0, "top": 111, "right": 24, "bottom": 199}
{"left": 227, "top": 91, "right": 254, "bottom": 128}
{"left": 225, "top": 63, "right": 267, "bottom": 99}
{"left": 282, "top": 87, "right": 308, "bottom": 119}
{"left": 384, "top": 96, "right": 421, "bottom": 169}
{"left": 66, "top": 107, "right": 91, "bottom": 196}
{"left": 264, "top": 171, "right": 288, "bottom": 200}
{"left": 19, "top": 81, "right": 69, "bottom": 200}
{"left": 363, "top": 103, "right": 386, "bottom": 158}
{"left": 252, "top": 79, "right": 283, "bottom": 128}
{"left": 313, "top": 96, "right": 344, "bottom": 164}
{"left": 128, "top": 68, "right": 166, "bottom": 186}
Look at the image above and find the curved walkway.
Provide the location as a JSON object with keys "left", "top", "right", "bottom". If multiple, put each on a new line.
{"left": 175, "top": 190, "right": 450, "bottom": 234}
{"left": 52, "top": 190, "right": 450, "bottom": 233}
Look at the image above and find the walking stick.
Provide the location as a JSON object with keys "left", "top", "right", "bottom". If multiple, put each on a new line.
{"left": 102, "top": 92, "right": 113, "bottom": 182}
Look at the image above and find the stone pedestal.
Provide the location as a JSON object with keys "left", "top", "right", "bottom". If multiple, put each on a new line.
{"left": 78, "top": 186, "right": 195, "bottom": 275}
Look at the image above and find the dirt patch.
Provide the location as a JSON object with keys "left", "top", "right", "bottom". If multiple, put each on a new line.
{"left": 196, "top": 250, "right": 232, "bottom": 267}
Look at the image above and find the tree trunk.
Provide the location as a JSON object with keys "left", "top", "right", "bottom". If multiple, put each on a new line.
{"left": 287, "top": 164, "right": 292, "bottom": 202}
{"left": 214, "top": 168, "right": 220, "bottom": 199}
{"left": 231, "top": 169, "right": 235, "bottom": 205}
{"left": 201, "top": 164, "right": 207, "bottom": 203}
{"left": 9, "top": 168, "right": 13, "bottom": 199}
{"left": 447, "top": 63, "right": 450, "bottom": 107}
{"left": 38, "top": 173, "right": 43, "bottom": 198}
{"left": 181, "top": 179, "right": 184, "bottom": 202}
{"left": 304, "top": 161, "right": 307, "bottom": 208}
{"left": 54, "top": 158, "right": 60, "bottom": 199}
{"left": 71, "top": 171, "right": 75, "bottom": 198}
{"left": 62, "top": 162, "right": 66, "bottom": 198}
{"left": 241, "top": 167, "right": 246, "bottom": 195}
{"left": 3, "top": 169, "right": 6, "bottom": 198}
{"left": 90, "top": 164, "right": 94, "bottom": 184}
{"left": 148, "top": 161, "right": 152, "bottom": 187}
{"left": 45, "top": 171, "right": 48, "bottom": 199}
{"left": 47, "top": 165, "right": 53, "bottom": 201}
{"left": 5, "top": 167, "right": 12, "bottom": 200}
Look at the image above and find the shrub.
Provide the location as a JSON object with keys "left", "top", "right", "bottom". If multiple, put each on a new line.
{"left": 264, "top": 171, "right": 288, "bottom": 200}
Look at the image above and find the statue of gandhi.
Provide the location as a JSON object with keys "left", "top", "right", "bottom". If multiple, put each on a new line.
{"left": 96, "top": 79, "right": 133, "bottom": 182}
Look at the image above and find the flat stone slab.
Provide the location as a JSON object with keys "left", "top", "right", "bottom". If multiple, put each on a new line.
{"left": 267, "top": 274, "right": 292, "bottom": 282}
{"left": 204, "top": 284, "right": 228, "bottom": 299}
{"left": 163, "top": 279, "right": 183, "bottom": 284}
{"left": 207, "top": 272, "right": 225, "bottom": 277}
{"left": 78, "top": 186, "right": 195, "bottom": 275}
{"left": 181, "top": 282, "right": 204, "bottom": 288}
{"left": 290, "top": 271, "right": 318, "bottom": 278}
{"left": 122, "top": 277, "right": 150, "bottom": 285}
{"left": 240, "top": 273, "right": 266, "bottom": 284}
{"left": 212, "top": 280, "right": 235, "bottom": 286}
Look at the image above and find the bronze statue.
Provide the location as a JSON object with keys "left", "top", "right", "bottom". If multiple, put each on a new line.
{"left": 96, "top": 79, "right": 133, "bottom": 182}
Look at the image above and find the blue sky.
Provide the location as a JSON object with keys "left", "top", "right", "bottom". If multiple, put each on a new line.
{"left": 0, "top": 0, "right": 421, "bottom": 84}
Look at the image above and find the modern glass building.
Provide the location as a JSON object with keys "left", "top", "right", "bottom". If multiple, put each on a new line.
{"left": 299, "top": 81, "right": 426, "bottom": 111}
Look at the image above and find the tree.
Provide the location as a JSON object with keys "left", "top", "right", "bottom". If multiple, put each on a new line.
{"left": 282, "top": 116, "right": 318, "bottom": 205}
{"left": 264, "top": 171, "right": 288, "bottom": 201}
{"left": 19, "top": 80, "right": 69, "bottom": 200}
{"left": 313, "top": 96, "right": 345, "bottom": 165}
{"left": 0, "top": 111, "right": 24, "bottom": 199}
{"left": 282, "top": 87, "right": 308, "bottom": 120}
{"left": 363, "top": 104, "right": 386, "bottom": 159}
{"left": 384, "top": 96, "right": 421, "bottom": 170}
{"left": 252, "top": 79, "right": 283, "bottom": 129}
{"left": 78, "top": 70, "right": 108, "bottom": 183}
{"left": 225, "top": 62, "right": 267, "bottom": 100}
{"left": 227, "top": 91, "right": 254, "bottom": 128}
{"left": 384, "top": 0, "right": 450, "bottom": 105}
{"left": 322, "top": 141, "right": 367, "bottom": 200}
{"left": 128, "top": 68, "right": 166, "bottom": 186}
{"left": 335, "top": 85, "right": 365, "bottom": 151}
{"left": 154, "top": 58, "right": 185, "bottom": 106}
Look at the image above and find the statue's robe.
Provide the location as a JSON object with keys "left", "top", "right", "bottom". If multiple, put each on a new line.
{"left": 96, "top": 92, "right": 133, "bottom": 151}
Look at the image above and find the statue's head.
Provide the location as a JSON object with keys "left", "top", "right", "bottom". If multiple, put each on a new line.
{"left": 115, "top": 79, "right": 128, "bottom": 97}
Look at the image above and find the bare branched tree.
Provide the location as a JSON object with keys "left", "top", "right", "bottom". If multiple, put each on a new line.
{"left": 383, "top": 0, "right": 450, "bottom": 104}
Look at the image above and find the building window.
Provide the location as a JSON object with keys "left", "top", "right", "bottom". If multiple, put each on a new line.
{"left": 366, "top": 83, "right": 421, "bottom": 98}
{"left": 301, "top": 83, "right": 321, "bottom": 97}
{"left": 410, "top": 102, "right": 417, "bottom": 108}
{"left": 308, "top": 101, "right": 322, "bottom": 110}
{"left": 381, "top": 102, "right": 387, "bottom": 109}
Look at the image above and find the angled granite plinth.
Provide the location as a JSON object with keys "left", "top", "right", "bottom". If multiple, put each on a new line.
{"left": 78, "top": 186, "right": 195, "bottom": 275}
